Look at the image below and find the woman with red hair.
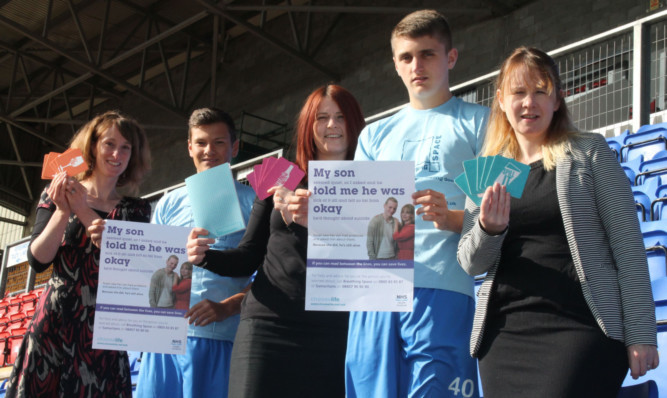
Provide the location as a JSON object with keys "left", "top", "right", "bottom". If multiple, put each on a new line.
{"left": 187, "top": 84, "right": 364, "bottom": 397}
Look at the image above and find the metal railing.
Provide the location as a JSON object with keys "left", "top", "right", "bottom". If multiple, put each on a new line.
{"left": 446, "top": 10, "right": 667, "bottom": 138}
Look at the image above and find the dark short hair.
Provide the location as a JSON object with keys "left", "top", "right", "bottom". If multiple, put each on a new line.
{"left": 188, "top": 108, "right": 236, "bottom": 142}
{"left": 391, "top": 9, "right": 452, "bottom": 52}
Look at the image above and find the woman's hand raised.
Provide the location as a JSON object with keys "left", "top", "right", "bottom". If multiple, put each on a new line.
{"left": 479, "top": 183, "right": 510, "bottom": 235}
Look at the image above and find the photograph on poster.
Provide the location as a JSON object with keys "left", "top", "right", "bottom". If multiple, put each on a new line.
{"left": 148, "top": 255, "right": 192, "bottom": 309}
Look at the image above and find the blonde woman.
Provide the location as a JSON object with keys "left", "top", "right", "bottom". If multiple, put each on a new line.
{"left": 457, "top": 47, "right": 658, "bottom": 397}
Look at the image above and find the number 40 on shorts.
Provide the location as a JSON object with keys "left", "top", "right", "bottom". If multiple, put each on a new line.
{"left": 448, "top": 377, "right": 475, "bottom": 397}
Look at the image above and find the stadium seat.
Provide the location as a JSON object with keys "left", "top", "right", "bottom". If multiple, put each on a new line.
{"left": 606, "top": 130, "right": 629, "bottom": 162}
{"left": 128, "top": 350, "right": 142, "bottom": 375}
{"left": 623, "top": 124, "right": 667, "bottom": 163}
{"left": 651, "top": 149, "right": 667, "bottom": 161}
{"left": 20, "top": 293, "right": 36, "bottom": 306}
{"left": 617, "top": 380, "right": 659, "bottom": 398}
{"left": 621, "top": 156, "right": 644, "bottom": 186}
{"left": 641, "top": 222, "right": 667, "bottom": 248}
{"left": 24, "top": 308, "right": 35, "bottom": 319}
{"left": 634, "top": 179, "right": 659, "bottom": 221}
{"left": 0, "top": 299, "right": 9, "bottom": 316}
{"left": 5, "top": 327, "right": 26, "bottom": 366}
{"left": 654, "top": 277, "right": 667, "bottom": 320}
{"left": 0, "top": 331, "right": 9, "bottom": 368}
{"left": 636, "top": 156, "right": 667, "bottom": 186}
{"left": 651, "top": 182, "right": 667, "bottom": 220}
{"left": 6, "top": 313, "right": 24, "bottom": 332}
{"left": 634, "top": 189, "right": 653, "bottom": 222}
{"left": 646, "top": 246, "right": 667, "bottom": 281}
{"left": 6, "top": 297, "right": 22, "bottom": 316}
{"left": 636, "top": 122, "right": 667, "bottom": 135}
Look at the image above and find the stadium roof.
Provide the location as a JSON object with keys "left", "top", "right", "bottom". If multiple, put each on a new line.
{"left": 0, "top": 0, "right": 535, "bottom": 216}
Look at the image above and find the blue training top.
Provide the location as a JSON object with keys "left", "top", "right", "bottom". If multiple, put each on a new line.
{"left": 355, "top": 96, "right": 488, "bottom": 298}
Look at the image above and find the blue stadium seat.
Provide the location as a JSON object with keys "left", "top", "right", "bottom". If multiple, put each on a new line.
{"left": 641, "top": 221, "right": 667, "bottom": 249}
{"left": 646, "top": 246, "right": 667, "bottom": 281}
{"left": 617, "top": 380, "right": 658, "bottom": 398}
{"left": 623, "top": 124, "right": 667, "bottom": 163}
{"left": 633, "top": 179, "right": 659, "bottom": 222}
{"left": 652, "top": 182, "right": 667, "bottom": 221}
{"left": 654, "top": 276, "right": 667, "bottom": 323}
{"left": 622, "top": 156, "right": 645, "bottom": 186}
{"left": 634, "top": 189, "right": 654, "bottom": 222}
{"left": 636, "top": 122, "right": 667, "bottom": 135}
{"left": 651, "top": 149, "right": 667, "bottom": 161}
{"left": 636, "top": 156, "right": 667, "bottom": 186}
{"left": 607, "top": 130, "right": 630, "bottom": 162}
{"left": 127, "top": 350, "right": 141, "bottom": 374}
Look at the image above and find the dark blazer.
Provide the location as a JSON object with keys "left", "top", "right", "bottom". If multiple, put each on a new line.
{"left": 457, "top": 132, "right": 657, "bottom": 357}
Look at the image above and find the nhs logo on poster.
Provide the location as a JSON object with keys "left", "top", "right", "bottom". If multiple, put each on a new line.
{"left": 395, "top": 294, "right": 409, "bottom": 307}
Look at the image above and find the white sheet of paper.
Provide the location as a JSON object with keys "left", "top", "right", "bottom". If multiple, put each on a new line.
{"left": 93, "top": 220, "right": 191, "bottom": 355}
{"left": 306, "top": 160, "right": 415, "bottom": 312}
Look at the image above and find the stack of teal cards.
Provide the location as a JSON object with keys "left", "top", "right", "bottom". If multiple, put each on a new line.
{"left": 455, "top": 155, "right": 531, "bottom": 206}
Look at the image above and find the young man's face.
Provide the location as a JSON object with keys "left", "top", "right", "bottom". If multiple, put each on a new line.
{"left": 383, "top": 200, "right": 398, "bottom": 218}
{"left": 392, "top": 35, "right": 458, "bottom": 110}
{"left": 188, "top": 122, "right": 239, "bottom": 173}
{"left": 165, "top": 257, "right": 178, "bottom": 273}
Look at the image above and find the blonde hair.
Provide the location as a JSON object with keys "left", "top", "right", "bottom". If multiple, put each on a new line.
{"left": 70, "top": 110, "right": 151, "bottom": 192}
{"left": 482, "top": 47, "right": 578, "bottom": 170}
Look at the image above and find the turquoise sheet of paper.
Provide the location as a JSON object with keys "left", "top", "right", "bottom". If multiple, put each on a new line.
{"left": 455, "top": 172, "right": 482, "bottom": 206}
{"left": 482, "top": 156, "right": 498, "bottom": 189}
{"left": 487, "top": 158, "right": 531, "bottom": 198}
{"left": 185, "top": 163, "right": 245, "bottom": 238}
{"left": 476, "top": 157, "right": 488, "bottom": 193}
{"left": 462, "top": 158, "right": 478, "bottom": 196}
{"left": 484, "top": 156, "right": 510, "bottom": 187}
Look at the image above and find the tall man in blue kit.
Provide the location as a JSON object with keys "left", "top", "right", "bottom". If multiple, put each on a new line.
{"left": 136, "top": 108, "right": 255, "bottom": 398}
{"left": 346, "top": 10, "right": 488, "bottom": 398}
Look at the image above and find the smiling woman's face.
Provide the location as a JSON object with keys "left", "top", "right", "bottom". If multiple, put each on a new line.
{"left": 313, "top": 96, "right": 348, "bottom": 161}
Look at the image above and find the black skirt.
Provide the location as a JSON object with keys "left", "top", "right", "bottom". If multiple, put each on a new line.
{"left": 478, "top": 310, "right": 628, "bottom": 398}
{"left": 228, "top": 316, "right": 348, "bottom": 398}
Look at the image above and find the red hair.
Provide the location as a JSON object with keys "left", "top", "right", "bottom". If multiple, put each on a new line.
{"left": 294, "top": 84, "right": 365, "bottom": 174}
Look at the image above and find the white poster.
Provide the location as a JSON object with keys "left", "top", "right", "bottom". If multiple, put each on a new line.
{"left": 307, "top": 161, "right": 415, "bottom": 312}
{"left": 7, "top": 240, "right": 29, "bottom": 267}
{"left": 93, "top": 220, "right": 191, "bottom": 354}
